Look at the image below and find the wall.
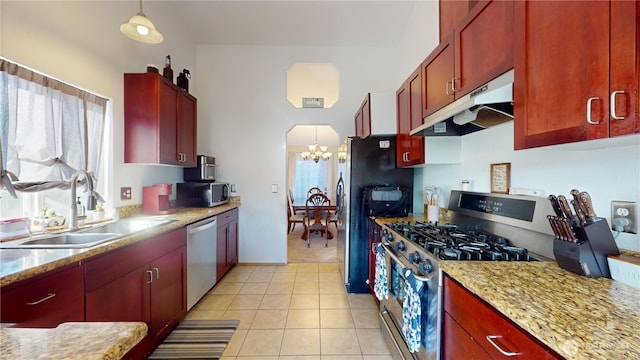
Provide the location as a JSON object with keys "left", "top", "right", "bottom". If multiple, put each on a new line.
{"left": 1, "top": 1, "right": 197, "bottom": 210}
{"left": 418, "top": 122, "right": 640, "bottom": 251}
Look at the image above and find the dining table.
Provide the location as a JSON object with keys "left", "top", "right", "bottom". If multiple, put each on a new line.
{"left": 293, "top": 204, "right": 337, "bottom": 240}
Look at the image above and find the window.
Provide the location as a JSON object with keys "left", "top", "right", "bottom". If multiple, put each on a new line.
{"left": 0, "top": 58, "right": 108, "bottom": 221}
{"left": 288, "top": 153, "right": 338, "bottom": 205}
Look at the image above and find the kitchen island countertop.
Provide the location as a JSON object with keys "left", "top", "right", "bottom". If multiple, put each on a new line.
{"left": 0, "top": 322, "right": 147, "bottom": 359}
{"left": 374, "top": 215, "right": 640, "bottom": 359}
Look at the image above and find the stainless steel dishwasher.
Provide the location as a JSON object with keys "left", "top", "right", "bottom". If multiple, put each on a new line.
{"left": 186, "top": 216, "right": 217, "bottom": 310}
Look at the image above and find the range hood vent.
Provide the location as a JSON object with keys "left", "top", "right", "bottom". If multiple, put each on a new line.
{"left": 411, "top": 69, "right": 514, "bottom": 137}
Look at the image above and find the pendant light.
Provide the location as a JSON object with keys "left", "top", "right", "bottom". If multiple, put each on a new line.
{"left": 120, "top": 0, "right": 164, "bottom": 44}
{"left": 301, "top": 126, "right": 332, "bottom": 163}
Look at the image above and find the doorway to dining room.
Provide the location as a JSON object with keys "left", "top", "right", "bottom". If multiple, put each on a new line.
{"left": 286, "top": 125, "right": 341, "bottom": 263}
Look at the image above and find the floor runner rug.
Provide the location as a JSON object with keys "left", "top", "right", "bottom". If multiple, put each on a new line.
{"left": 148, "top": 319, "right": 240, "bottom": 359}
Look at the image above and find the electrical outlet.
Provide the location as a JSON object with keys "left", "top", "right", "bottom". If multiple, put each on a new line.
{"left": 611, "top": 201, "right": 637, "bottom": 234}
{"left": 121, "top": 187, "right": 132, "bottom": 200}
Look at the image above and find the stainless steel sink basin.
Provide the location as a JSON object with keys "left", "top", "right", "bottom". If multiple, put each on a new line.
{"left": 80, "top": 218, "right": 176, "bottom": 236}
{"left": 1, "top": 233, "right": 122, "bottom": 249}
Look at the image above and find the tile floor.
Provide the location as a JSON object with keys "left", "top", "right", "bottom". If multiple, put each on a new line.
{"left": 183, "top": 226, "right": 392, "bottom": 360}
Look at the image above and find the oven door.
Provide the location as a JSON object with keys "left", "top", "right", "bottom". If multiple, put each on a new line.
{"left": 379, "top": 243, "right": 438, "bottom": 360}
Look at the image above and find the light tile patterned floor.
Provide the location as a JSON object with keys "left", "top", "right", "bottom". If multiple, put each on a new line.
{"left": 185, "top": 263, "right": 392, "bottom": 359}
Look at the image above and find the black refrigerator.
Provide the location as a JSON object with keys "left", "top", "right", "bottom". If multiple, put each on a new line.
{"left": 336, "top": 135, "right": 414, "bottom": 293}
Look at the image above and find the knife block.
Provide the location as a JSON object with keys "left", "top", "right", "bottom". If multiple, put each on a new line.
{"left": 553, "top": 218, "right": 619, "bottom": 278}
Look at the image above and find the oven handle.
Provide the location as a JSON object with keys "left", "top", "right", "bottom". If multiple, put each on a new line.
{"left": 381, "top": 242, "right": 433, "bottom": 283}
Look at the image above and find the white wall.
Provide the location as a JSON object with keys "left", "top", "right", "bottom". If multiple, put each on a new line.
{"left": 419, "top": 122, "right": 640, "bottom": 251}
{"left": 1, "top": 1, "right": 197, "bottom": 210}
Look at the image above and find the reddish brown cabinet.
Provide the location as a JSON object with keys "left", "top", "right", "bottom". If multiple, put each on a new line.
{"left": 514, "top": 1, "right": 639, "bottom": 150}
{"left": 217, "top": 208, "right": 239, "bottom": 281}
{"left": 355, "top": 95, "right": 371, "bottom": 138}
{"left": 443, "top": 275, "right": 561, "bottom": 359}
{"left": 439, "top": 0, "right": 472, "bottom": 42}
{"left": 0, "top": 265, "right": 84, "bottom": 328}
{"left": 396, "top": 66, "right": 425, "bottom": 167}
{"left": 366, "top": 219, "right": 381, "bottom": 297}
{"left": 124, "top": 73, "right": 197, "bottom": 166}
{"left": 423, "top": 0, "right": 515, "bottom": 118}
{"left": 85, "top": 228, "right": 187, "bottom": 355}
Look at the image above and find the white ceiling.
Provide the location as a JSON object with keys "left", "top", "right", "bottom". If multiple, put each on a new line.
{"left": 161, "top": 0, "right": 420, "bottom": 47}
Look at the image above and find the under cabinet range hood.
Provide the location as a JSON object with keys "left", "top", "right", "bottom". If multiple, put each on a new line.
{"left": 411, "top": 69, "right": 514, "bottom": 136}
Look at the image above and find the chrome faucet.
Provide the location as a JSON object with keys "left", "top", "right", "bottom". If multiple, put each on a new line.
{"left": 69, "top": 170, "right": 96, "bottom": 230}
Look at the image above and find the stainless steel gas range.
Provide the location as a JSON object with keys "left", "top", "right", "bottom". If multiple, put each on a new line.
{"left": 376, "top": 190, "right": 556, "bottom": 360}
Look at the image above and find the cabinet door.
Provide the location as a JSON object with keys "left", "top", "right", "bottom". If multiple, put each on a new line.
{"left": 216, "top": 224, "right": 228, "bottom": 281}
{"left": 1, "top": 265, "right": 84, "bottom": 328}
{"left": 514, "top": 1, "right": 610, "bottom": 149}
{"left": 85, "top": 264, "right": 151, "bottom": 324}
{"left": 397, "top": 67, "right": 425, "bottom": 168}
{"left": 422, "top": 37, "right": 455, "bottom": 118}
{"left": 439, "top": 0, "right": 470, "bottom": 42}
{"left": 454, "top": 0, "right": 514, "bottom": 97}
{"left": 149, "top": 246, "right": 187, "bottom": 347}
{"left": 354, "top": 108, "right": 363, "bottom": 138}
{"left": 609, "top": 0, "right": 639, "bottom": 137}
{"left": 227, "top": 219, "right": 238, "bottom": 266}
{"left": 178, "top": 92, "right": 197, "bottom": 166}
{"left": 443, "top": 312, "right": 492, "bottom": 360}
{"left": 158, "top": 80, "right": 179, "bottom": 165}
{"left": 367, "top": 220, "right": 381, "bottom": 296}
{"left": 361, "top": 95, "right": 371, "bottom": 138}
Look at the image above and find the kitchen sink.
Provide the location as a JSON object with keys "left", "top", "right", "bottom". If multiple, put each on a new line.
{"left": 0, "top": 217, "right": 177, "bottom": 249}
{"left": 0, "top": 232, "right": 122, "bottom": 249}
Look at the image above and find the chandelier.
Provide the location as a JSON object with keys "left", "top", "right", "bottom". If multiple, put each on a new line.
{"left": 301, "top": 126, "right": 332, "bottom": 163}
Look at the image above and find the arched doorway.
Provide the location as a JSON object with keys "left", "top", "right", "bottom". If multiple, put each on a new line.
{"left": 286, "top": 125, "right": 341, "bottom": 263}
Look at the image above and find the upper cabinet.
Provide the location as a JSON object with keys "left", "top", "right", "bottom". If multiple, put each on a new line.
{"left": 439, "top": 0, "right": 472, "bottom": 42}
{"left": 354, "top": 92, "right": 397, "bottom": 138}
{"left": 423, "top": 0, "right": 515, "bottom": 119}
{"left": 396, "top": 66, "right": 425, "bottom": 167}
{"left": 514, "top": 1, "right": 639, "bottom": 149}
{"left": 124, "top": 73, "right": 197, "bottom": 167}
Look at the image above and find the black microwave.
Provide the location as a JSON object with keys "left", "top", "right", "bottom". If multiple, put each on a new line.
{"left": 183, "top": 155, "right": 216, "bottom": 182}
{"left": 177, "top": 182, "right": 230, "bottom": 208}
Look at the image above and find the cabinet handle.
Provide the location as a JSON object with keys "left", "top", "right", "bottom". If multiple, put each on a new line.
{"left": 445, "top": 80, "right": 451, "bottom": 95}
{"left": 610, "top": 91, "right": 625, "bottom": 120}
{"left": 26, "top": 293, "right": 56, "bottom": 305}
{"left": 586, "top": 97, "right": 600, "bottom": 124}
{"left": 154, "top": 267, "right": 160, "bottom": 280}
{"left": 485, "top": 335, "right": 522, "bottom": 357}
{"left": 451, "top": 77, "right": 460, "bottom": 93}
{"left": 146, "top": 270, "right": 154, "bottom": 284}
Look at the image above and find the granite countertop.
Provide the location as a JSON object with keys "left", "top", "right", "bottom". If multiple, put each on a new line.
{"left": 373, "top": 214, "right": 640, "bottom": 359}
{"left": 0, "top": 202, "right": 240, "bottom": 288}
{"left": 441, "top": 261, "right": 640, "bottom": 359}
{"left": 0, "top": 322, "right": 147, "bottom": 359}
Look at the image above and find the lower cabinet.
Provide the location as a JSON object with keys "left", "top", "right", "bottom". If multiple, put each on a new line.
{"left": 367, "top": 219, "right": 381, "bottom": 298}
{"left": 0, "top": 265, "right": 84, "bottom": 328}
{"left": 217, "top": 208, "right": 239, "bottom": 281}
{"left": 85, "top": 228, "right": 187, "bottom": 357}
{"left": 443, "top": 275, "right": 560, "bottom": 359}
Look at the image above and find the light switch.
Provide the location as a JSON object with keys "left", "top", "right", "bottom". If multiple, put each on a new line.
{"left": 271, "top": 184, "right": 278, "bottom": 193}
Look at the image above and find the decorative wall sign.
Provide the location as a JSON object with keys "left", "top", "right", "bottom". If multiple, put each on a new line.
{"left": 491, "top": 162, "right": 511, "bottom": 194}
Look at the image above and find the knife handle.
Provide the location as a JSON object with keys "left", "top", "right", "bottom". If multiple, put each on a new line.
{"left": 579, "top": 192, "right": 597, "bottom": 220}
{"left": 571, "top": 199, "right": 587, "bottom": 226}
{"left": 557, "top": 195, "right": 574, "bottom": 219}
{"left": 547, "top": 215, "right": 562, "bottom": 240}
{"left": 548, "top": 195, "right": 565, "bottom": 218}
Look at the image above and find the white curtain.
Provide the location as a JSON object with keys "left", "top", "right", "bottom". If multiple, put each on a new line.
{"left": 0, "top": 58, "right": 107, "bottom": 198}
{"left": 287, "top": 151, "right": 338, "bottom": 205}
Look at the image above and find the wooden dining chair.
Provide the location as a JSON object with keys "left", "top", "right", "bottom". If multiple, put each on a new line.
{"left": 288, "top": 193, "right": 305, "bottom": 233}
{"left": 307, "top": 187, "right": 323, "bottom": 196}
{"left": 303, "top": 193, "right": 331, "bottom": 247}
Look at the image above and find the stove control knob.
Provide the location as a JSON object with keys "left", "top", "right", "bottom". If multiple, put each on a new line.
{"left": 420, "top": 259, "right": 433, "bottom": 274}
{"left": 385, "top": 232, "right": 394, "bottom": 242}
{"left": 409, "top": 251, "right": 421, "bottom": 264}
{"left": 395, "top": 241, "right": 406, "bottom": 251}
